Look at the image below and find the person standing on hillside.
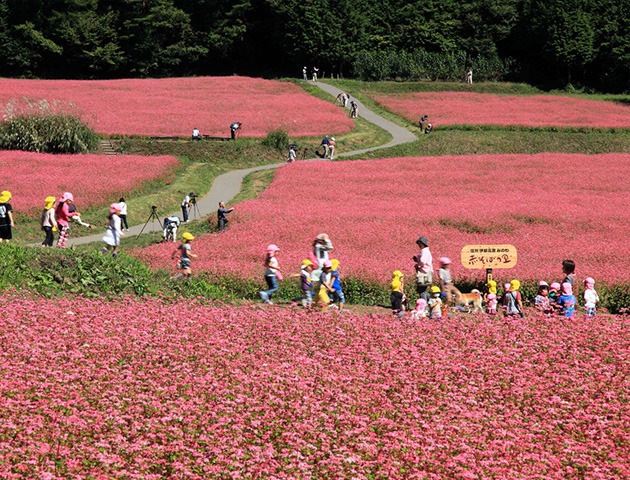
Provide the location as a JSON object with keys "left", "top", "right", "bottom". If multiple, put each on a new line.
{"left": 414, "top": 236, "right": 433, "bottom": 301}
{"left": 466, "top": 68, "right": 473, "bottom": 85}
{"left": 312, "top": 66, "right": 319, "bottom": 82}
{"left": 217, "top": 201, "right": 234, "bottom": 232}
{"left": 302, "top": 66, "right": 308, "bottom": 81}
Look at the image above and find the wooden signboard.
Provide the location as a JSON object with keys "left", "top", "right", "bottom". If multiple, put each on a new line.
{"left": 460, "top": 244, "right": 518, "bottom": 270}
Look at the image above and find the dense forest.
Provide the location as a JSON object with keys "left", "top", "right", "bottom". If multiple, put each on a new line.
{"left": 0, "top": 0, "right": 629, "bottom": 92}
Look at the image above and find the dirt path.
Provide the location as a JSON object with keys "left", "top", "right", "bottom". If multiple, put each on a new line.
{"left": 68, "top": 82, "right": 416, "bottom": 246}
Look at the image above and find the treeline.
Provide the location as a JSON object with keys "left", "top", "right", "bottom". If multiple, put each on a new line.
{"left": 0, "top": 0, "right": 629, "bottom": 92}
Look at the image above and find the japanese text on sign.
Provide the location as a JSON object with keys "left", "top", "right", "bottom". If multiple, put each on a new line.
{"left": 460, "top": 244, "right": 517, "bottom": 269}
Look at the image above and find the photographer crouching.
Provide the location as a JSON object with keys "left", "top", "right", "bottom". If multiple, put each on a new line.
{"left": 230, "top": 122, "right": 242, "bottom": 140}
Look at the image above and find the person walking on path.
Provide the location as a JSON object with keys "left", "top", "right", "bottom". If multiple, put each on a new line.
{"left": 181, "top": 192, "right": 193, "bottom": 223}
{"left": 40, "top": 196, "right": 57, "bottom": 247}
{"left": 0, "top": 190, "right": 15, "bottom": 244}
{"left": 328, "top": 137, "right": 336, "bottom": 159}
{"left": 100, "top": 203, "right": 125, "bottom": 258}
{"left": 312, "top": 66, "right": 319, "bottom": 82}
{"left": 118, "top": 198, "right": 129, "bottom": 231}
{"left": 350, "top": 100, "right": 358, "bottom": 119}
{"left": 55, "top": 192, "right": 79, "bottom": 248}
{"left": 217, "top": 201, "right": 234, "bottom": 232}
{"left": 287, "top": 146, "right": 297, "bottom": 163}
{"left": 320, "top": 135, "right": 330, "bottom": 158}
{"left": 302, "top": 66, "right": 308, "bottom": 81}
{"left": 260, "top": 244, "right": 282, "bottom": 305}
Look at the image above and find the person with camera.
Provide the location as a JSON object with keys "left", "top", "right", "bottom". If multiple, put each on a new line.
{"left": 181, "top": 192, "right": 194, "bottom": 223}
{"left": 163, "top": 215, "right": 181, "bottom": 241}
{"left": 217, "top": 201, "right": 234, "bottom": 232}
{"left": 230, "top": 122, "right": 241, "bottom": 140}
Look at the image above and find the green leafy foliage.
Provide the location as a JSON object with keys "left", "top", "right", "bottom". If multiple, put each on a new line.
{"left": 0, "top": 98, "right": 99, "bottom": 153}
{"left": 261, "top": 128, "right": 290, "bottom": 152}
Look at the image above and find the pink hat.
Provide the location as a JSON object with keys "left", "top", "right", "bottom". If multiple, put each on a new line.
{"left": 504, "top": 283, "right": 511, "bottom": 291}
{"left": 266, "top": 244, "right": 279, "bottom": 254}
{"left": 584, "top": 277, "right": 595, "bottom": 289}
{"left": 59, "top": 192, "right": 74, "bottom": 203}
{"left": 323, "top": 260, "right": 333, "bottom": 268}
{"left": 439, "top": 257, "right": 451, "bottom": 265}
{"left": 550, "top": 282, "right": 561, "bottom": 291}
{"left": 416, "top": 298, "right": 427, "bottom": 309}
{"left": 487, "top": 293, "right": 496, "bottom": 300}
{"left": 561, "top": 282, "right": 573, "bottom": 296}
{"left": 538, "top": 281, "right": 548, "bottom": 287}
{"left": 109, "top": 203, "right": 122, "bottom": 213}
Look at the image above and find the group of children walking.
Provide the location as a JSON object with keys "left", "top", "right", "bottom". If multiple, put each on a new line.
{"left": 258, "top": 233, "right": 345, "bottom": 310}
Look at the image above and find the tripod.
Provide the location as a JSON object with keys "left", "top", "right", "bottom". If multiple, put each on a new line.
{"left": 190, "top": 200, "right": 201, "bottom": 220}
{"left": 137, "top": 206, "right": 163, "bottom": 241}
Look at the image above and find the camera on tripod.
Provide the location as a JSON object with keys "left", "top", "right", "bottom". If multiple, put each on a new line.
{"left": 189, "top": 194, "right": 197, "bottom": 205}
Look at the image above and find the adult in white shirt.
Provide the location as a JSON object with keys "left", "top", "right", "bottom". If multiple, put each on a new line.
{"left": 192, "top": 127, "right": 201, "bottom": 140}
{"left": 118, "top": 197, "right": 129, "bottom": 231}
{"left": 181, "top": 192, "right": 193, "bottom": 222}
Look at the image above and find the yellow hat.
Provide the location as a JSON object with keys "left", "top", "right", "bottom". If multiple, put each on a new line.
{"left": 182, "top": 232, "right": 194, "bottom": 241}
{"left": 392, "top": 270, "right": 403, "bottom": 278}
{"left": 44, "top": 196, "right": 56, "bottom": 209}
{"left": 487, "top": 280, "right": 497, "bottom": 294}
{"left": 0, "top": 191, "right": 11, "bottom": 203}
{"left": 510, "top": 279, "right": 520, "bottom": 291}
{"left": 301, "top": 259, "right": 314, "bottom": 266}
{"left": 431, "top": 285, "right": 441, "bottom": 293}
{"left": 331, "top": 259, "right": 340, "bottom": 270}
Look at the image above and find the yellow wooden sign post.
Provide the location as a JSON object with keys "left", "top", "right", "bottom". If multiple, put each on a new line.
{"left": 460, "top": 244, "right": 518, "bottom": 282}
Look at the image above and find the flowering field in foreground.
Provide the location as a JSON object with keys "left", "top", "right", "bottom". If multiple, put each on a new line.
{"left": 0, "top": 294, "right": 629, "bottom": 479}
{"left": 0, "top": 77, "right": 354, "bottom": 137}
{"left": 369, "top": 91, "right": 630, "bottom": 128}
{"left": 136, "top": 153, "right": 630, "bottom": 285}
{"left": 0, "top": 150, "right": 178, "bottom": 214}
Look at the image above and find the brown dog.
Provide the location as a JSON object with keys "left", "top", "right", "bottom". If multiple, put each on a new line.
{"left": 457, "top": 289, "right": 483, "bottom": 312}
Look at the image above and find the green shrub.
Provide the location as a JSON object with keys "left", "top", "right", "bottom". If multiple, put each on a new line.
{"left": 0, "top": 98, "right": 99, "bottom": 153}
{"left": 262, "top": 128, "right": 290, "bottom": 152}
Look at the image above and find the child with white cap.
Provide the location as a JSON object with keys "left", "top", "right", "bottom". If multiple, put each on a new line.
{"left": 260, "top": 244, "right": 281, "bottom": 304}
{"left": 100, "top": 203, "right": 125, "bottom": 258}
{"left": 534, "top": 281, "right": 552, "bottom": 315}
{"left": 583, "top": 277, "right": 599, "bottom": 317}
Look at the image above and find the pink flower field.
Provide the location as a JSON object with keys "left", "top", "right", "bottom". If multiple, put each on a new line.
{"left": 137, "top": 153, "right": 630, "bottom": 285}
{"left": 1, "top": 293, "right": 628, "bottom": 479}
{"left": 0, "top": 150, "right": 179, "bottom": 214}
{"left": 0, "top": 77, "right": 354, "bottom": 137}
{"left": 369, "top": 91, "right": 630, "bottom": 128}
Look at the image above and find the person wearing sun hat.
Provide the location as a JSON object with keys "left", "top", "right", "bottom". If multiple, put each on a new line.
{"left": 583, "top": 277, "right": 599, "bottom": 318}
{"left": 55, "top": 191, "right": 79, "bottom": 248}
{"left": 0, "top": 190, "right": 14, "bottom": 243}
{"left": 171, "top": 232, "right": 197, "bottom": 280}
{"left": 414, "top": 236, "right": 433, "bottom": 299}
{"left": 390, "top": 270, "right": 407, "bottom": 317}
{"left": 558, "top": 282, "right": 577, "bottom": 318}
{"left": 260, "top": 244, "right": 281, "bottom": 304}
{"left": 100, "top": 203, "right": 125, "bottom": 258}
{"left": 40, "top": 196, "right": 57, "bottom": 247}
{"left": 290, "top": 259, "right": 314, "bottom": 308}
{"left": 505, "top": 279, "right": 524, "bottom": 318}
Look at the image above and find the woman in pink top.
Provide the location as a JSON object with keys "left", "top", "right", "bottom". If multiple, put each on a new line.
{"left": 55, "top": 192, "right": 79, "bottom": 248}
{"left": 414, "top": 236, "right": 434, "bottom": 297}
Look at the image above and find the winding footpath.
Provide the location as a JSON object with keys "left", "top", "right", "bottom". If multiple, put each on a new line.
{"left": 68, "top": 81, "right": 416, "bottom": 246}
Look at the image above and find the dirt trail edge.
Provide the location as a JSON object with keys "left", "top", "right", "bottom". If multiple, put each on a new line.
{"left": 68, "top": 81, "right": 416, "bottom": 246}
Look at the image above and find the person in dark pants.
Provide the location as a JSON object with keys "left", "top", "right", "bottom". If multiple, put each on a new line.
{"left": 217, "top": 201, "right": 234, "bottom": 232}
{"left": 181, "top": 192, "right": 193, "bottom": 223}
{"left": 230, "top": 122, "right": 241, "bottom": 140}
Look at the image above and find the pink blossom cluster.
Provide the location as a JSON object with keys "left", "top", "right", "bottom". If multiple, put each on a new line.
{"left": 370, "top": 91, "right": 630, "bottom": 128}
{"left": 0, "top": 292, "right": 628, "bottom": 479}
{"left": 0, "top": 150, "right": 179, "bottom": 214}
{"left": 0, "top": 77, "right": 354, "bottom": 137}
{"left": 136, "top": 153, "right": 630, "bottom": 284}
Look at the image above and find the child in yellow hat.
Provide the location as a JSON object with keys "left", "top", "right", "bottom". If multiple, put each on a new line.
{"left": 0, "top": 191, "right": 15, "bottom": 243}
{"left": 428, "top": 285, "right": 443, "bottom": 319}
{"left": 171, "top": 232, "right": 197, "bottom": 280}
{"left": 40, "top": 196, "right": 57, "bottom": 247}
{"left": 291, "top": 259, "right": 314, "bottom": 307}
